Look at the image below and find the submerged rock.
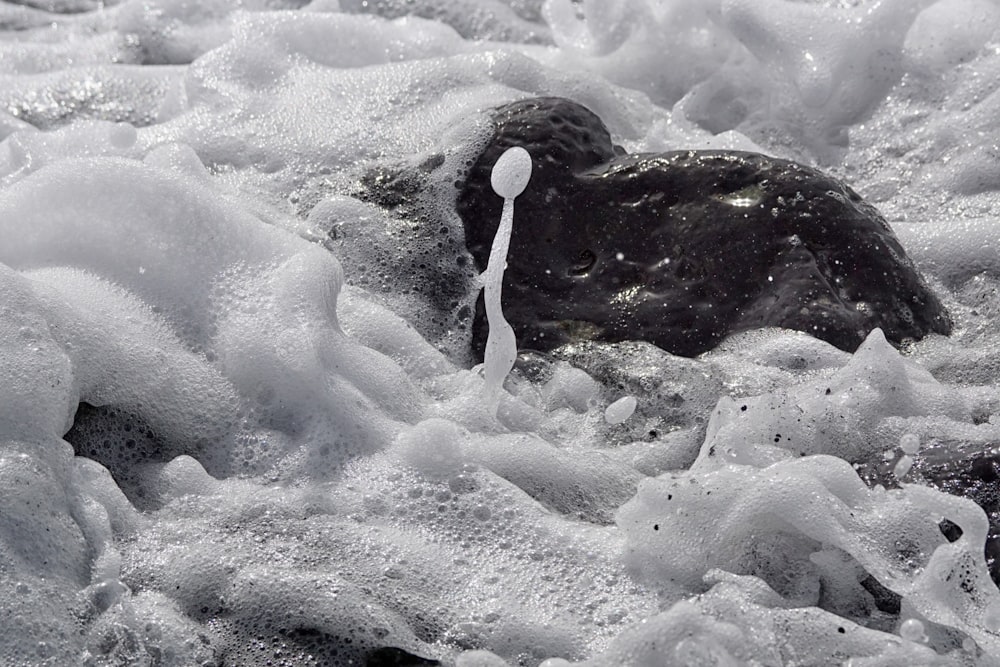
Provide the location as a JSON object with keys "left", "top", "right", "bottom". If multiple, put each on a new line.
{"left": 455, "top": 97, "right": 952, "bottom": 358}
{"left": 366, "top": 646, "right": 441, "bottom": 666}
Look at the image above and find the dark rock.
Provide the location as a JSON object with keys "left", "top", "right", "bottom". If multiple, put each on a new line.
{"left": 859, "top": 574, "right": 902, "bottom": 615}
{"left": 455, "top": 97, "right": 953, "bottom": 358}
{"left": 366, "top": 646, "right": 441, "bottom": 666}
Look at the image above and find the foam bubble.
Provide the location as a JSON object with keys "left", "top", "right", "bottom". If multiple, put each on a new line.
{"left": 603, "top": 396, "right": 637, "bottom": 425}
{"left": 894, "top": 454, "right": 914, "bottom": 479}
{"left": 900, "top": 433, "right": 921, "bottom": 455}
{"left": 490, "top": 145, "right": 532, "bottom": 199}
{"left": 899, "top": 618, "right": 929, "bottom": 643}
{"left": 392, "top": 418, "right": 468, "bottom": 478}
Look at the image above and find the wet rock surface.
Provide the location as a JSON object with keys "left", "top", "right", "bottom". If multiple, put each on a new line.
{"left": 365, "top": 646, "right": 441, "bottom": 666}
{"left": 455, "top": 97, "right": 953, "bottom": 359}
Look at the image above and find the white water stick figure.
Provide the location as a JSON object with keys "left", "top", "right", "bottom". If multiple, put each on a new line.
{"left": 482, "top": 146, "right": 532, "bottom": 408}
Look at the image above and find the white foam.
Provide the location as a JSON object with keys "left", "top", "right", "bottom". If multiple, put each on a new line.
{"left": 1, "top": 1, "right": 1000, "bottom": 665}
{"left": 482, "top": 146, "right": 532, "bottom": 405}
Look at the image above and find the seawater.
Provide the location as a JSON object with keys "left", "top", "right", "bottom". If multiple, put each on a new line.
{"left": 2, "top": 1, "right": 1000, "bottom": 665}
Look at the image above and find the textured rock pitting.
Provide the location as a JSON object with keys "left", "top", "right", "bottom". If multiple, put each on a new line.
{"left": 456, "top": 97, "right": 953, "bottom": 358}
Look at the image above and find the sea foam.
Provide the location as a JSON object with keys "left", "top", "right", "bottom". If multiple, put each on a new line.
{"left": 2, "top": 1, "right": 1000, "bottom": 665}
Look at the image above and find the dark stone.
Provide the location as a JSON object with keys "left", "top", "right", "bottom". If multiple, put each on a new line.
{"left": 859, "top": 574, "right": 902, "bottom": 615}
{"left": 455, "top": 97, "right": 953, "bottom": 359}
{"left": 366, "top": 646, "right": 441, "bottom": 666}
